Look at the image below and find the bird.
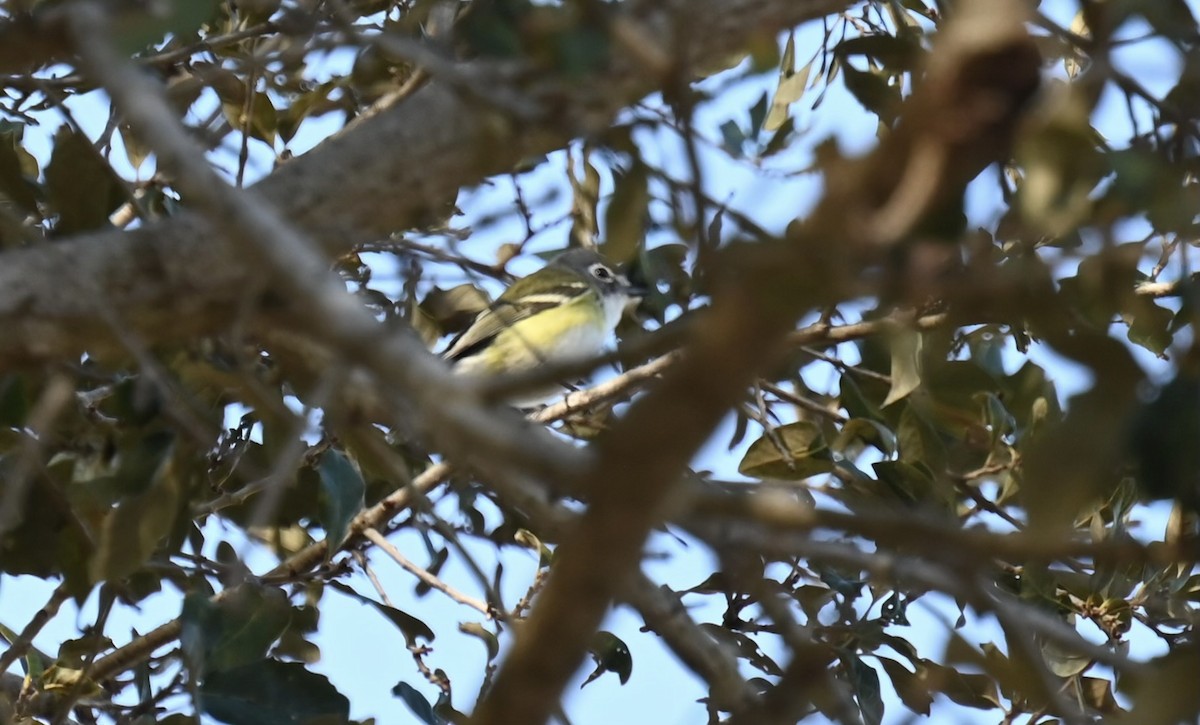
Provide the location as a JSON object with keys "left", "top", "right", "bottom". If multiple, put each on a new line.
{"left": 441, "top": 247, "right": 643, "bottom": 405}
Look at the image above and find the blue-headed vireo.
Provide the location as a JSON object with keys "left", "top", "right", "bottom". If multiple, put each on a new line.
{"left": 441, "top": 248, "right": 643, "bottom": 404}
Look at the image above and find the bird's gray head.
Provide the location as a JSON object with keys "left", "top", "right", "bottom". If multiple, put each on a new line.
{"left": 549, "top": 248, "right": 642, "bottom": 298}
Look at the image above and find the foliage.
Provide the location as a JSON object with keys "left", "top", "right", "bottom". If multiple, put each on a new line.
{"left": 0, "top": 0, "right": 1199, "bottom": 724}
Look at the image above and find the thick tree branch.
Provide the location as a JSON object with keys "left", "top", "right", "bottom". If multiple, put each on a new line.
{"left": 470, "top": 1, "right": 1042, "bottom": 721}
{"left": 0, "top": 0, "right": 848, "bottom": 372}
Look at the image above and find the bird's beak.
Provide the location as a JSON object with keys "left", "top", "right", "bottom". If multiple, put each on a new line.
{"left": 620, "top": 275, "right": 648, "bottom": 299}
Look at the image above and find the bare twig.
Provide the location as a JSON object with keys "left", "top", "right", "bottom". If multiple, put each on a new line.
{"left": 0, "top": 582, "right": 70, "bottom": 676}
{"left": 363, "top": 527, "right": 492, "bottom": 617}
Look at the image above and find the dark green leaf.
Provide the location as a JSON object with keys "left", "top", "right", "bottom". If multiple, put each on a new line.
{"left": 872, "top": 460, "right": 946, "bottom": 508}
{"left": 1139, "top": 0, "right": 1198, "bottom": 42}
{"left": 584, "top": 631, "right": 632, "bottom": 686}
{"left": 836, "top": 34, "right": 923, "bottom": 71}
{"left": 840, "top": 375, "right": 887, "bottom": 423}
{"left": 833, "top": 418, "right": 897, "bottom": 456}
{"left": 421, "top": 285, "right": 491, "bottom": 333}
{"left": 112, "top": 0, "right": 220, "bottom": 56}
{"left": 924, "top": 659, "right": 1001, "bottom": 710}
{"left": 89, "top": 464, "right": 181, "bottom": 583}
{"left": 0, "top": 374, "right": 29, "bottom": 428}
{"left": 603, "top": 162, "right": 649, "bottom": 265}
{"left": 1129, "top": 372, "right": 1200, "bottom": 508}
{"left": 738, "top": 421, "right": 833, "bottom": 480}
{"left": 1117, "top": 644, "right": 1200, "bottom": 725}
{"left": 413, "top": 548, "right": 449, "bottom": 597}
{"left": 1079, "top": 676, "right": 1123, "bottom": 715}
{"left": 878, "top": 657, "right": 932, "bottom": 715}
{"left": 884, "top": 328, "right": 922, "bottom": 406}
{"left": 699, "top": 624, "right": 783, "bottom": 677}
{"left": 841, "top": 65, "right": 901, "bottom": 123}
{"left": 181, "top": 585, "right": 292, "bottom": 677}
{"left": 761, "top": 116, "right": 795, "bottom": 157}
{"left": 719, "top": 120, "right": 746, "bottom": 158}
{"left": 316, "top": 449, "right": 365, "bottom": 552}
{"left": 1125, "top": 297, "right": 1174, "bottom": 355}
{"left": 328, "top": 581, "right": 434, "bottom": 645}
{"left": 0, "top": 123, "right": 40, "bottom": 214}
{"left": 201, "top": 659, "right": 349, "bottom": 725}
{"left": 392, "top": 682, "right": 444, "bottom": 725}
{"left": 849, "top": 656, "right": 884, "bottom": 725}
{"left": 45, "top": 126, "right": 127, "bottom": 235}
{"left": 766, "top": 59, "right": 811, "bottom": 132}
{"left": 458, "top": 622, "right": 499, "bottom": 662}
{"left": 748, "top": 91, "right": 769, "bottom": 138}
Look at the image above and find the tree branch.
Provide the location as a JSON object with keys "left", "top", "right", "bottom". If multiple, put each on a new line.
{"left": 470, "top": 0, "right": 1041, "bottom": 720}
{"left": 0, "top": 0, "right": 849, "bottom": 372}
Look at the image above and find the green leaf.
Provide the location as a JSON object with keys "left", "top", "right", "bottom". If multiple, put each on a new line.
{"left": 1139, "top": 0, "right": 1198, "bottom": 42}
{"left": 840, "top": 375, "right": 887, "bottom": 423}
{"left": 849, "top": 656, "right": 884, "bottom": 725}
{"left": 45, "top": 126, "right": 127, "bottom": 235}
{"left": 200, "top": 659, "right": 349, "bottom": 725}
{"left": 923, "top": 659, "right": 1001, "bottom": 710}
{"left": 0, "top": 374, "right": 29, "bottom": 428}
{"left": 1129, "top": 372, "right": 1200, "bottom": 507}
{"left": 211, "top": 71, "right": 279, "bottom": 148}
{"left": 841, "top": 65, "right": 901, "bottom": 123}
{"left": 118, "top": 123, "right": 152, "bottom": 172}
{"left": 1118, "top": 645, "right": 1200, "bottom": 725}
{"left": 274, "top": 604, "right": 321, "bottom": 664}
{"left": 584, "top": 631, "right": 632, "bottom": 686}
{"left": 761, "top": 116, "right": 796, "bottom": 158}
{"left": 738, "top": 421, "right": 833, "bottom": 480}
{"left": 112, "top": 0, "right": 220, "bottom": 56}
{"left": 328, "top": 581, "right": 434, "bottom": 646}
{"left": 878, "top": 657, "right": 932, "bottom": 715}
{"left": 719, "top": 120, "right": 746, "bottom": 158}
{"left": 1124, "top": 297, "right": 1174, "bottom": 355}
{"left": 883, "top": 328, "right": 922, "bottom": 406}
{"left": 834, "top": 418, "right": 897, "bottom": 457}
{"left": 765, "top": 32, "right": 811, "bottom": 133}
{"left": 602, "top": 162, "right": 649, "bottom": 265}
{"left": 0, "top": 455, "right": 91, "bottom": 593}
{"left": 836, "top": 34, "right": 923, "bottom": 72}
{"left": 392, "top": 682, "right": 444, "bottom": 725}
{"left": 698, "top": 624, "right": 783, "bottom": 677}
{"left": 89, "top": 460, "right": 181, "bottom": 583}
{"left": 0, "top": 621, "right": 52, "bottom": 677}
{"left": 872, "top": 460, "right": 944, "bottom": 508}
{"left": 1079, "top": 676, "right": 1122, "bottom": 715}
{"left": 316, "top": 449, "right": 365, "bottom": 552}
{"left": 975, "top": 392, "right": 1016, "bottom": 447}
{"left": 748, "top": 91, "right": 769, "bottom": 138}
{"left": 113, "top": 430, "right": 176, "bottom": 496}
{"left": 421, "top": 285, "right": 491, "bottom": 334}
{"left": 458, "top": 622, "right": 499, "bottom": 662}
{"left": 181, "top": 585, "right": 292, "bottom": 677}
{"left": 412, "top": 548, "right": 449, "bottom": 598}
{"left": 1040, "top": 636, "right": 1090, "bottom": 678}
{"left": 0, "top": 123, "right": 40, "bottom": 215}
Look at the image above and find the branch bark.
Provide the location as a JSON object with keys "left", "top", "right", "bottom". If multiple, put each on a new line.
{"left": 0, "top": 0, "right": 848, "bottom": 372}
{"left": 470, "top": 0, "right": 1041, "bottom": 721}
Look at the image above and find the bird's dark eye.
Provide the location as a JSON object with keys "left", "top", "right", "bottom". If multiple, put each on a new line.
{"left": 590, "top": 263, "right": 614, "bottom": 281}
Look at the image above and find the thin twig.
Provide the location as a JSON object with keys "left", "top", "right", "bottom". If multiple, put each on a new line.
{"left": 0, "top": 582, "right": 70, "bottom": 676}
{"left": 363, "top": 527, "right": 492, "bottom": 617}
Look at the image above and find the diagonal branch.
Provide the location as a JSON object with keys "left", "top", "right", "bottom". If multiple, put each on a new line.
{"left": 0, "top": 0, "right": 849, "bottom": 373}
{"left": 470, "top": 0, "right": 1042, "bottom": 721}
